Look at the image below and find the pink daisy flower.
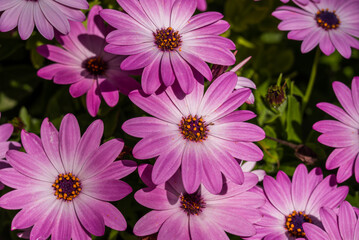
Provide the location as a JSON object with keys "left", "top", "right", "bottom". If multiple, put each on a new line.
{"left": 37, "top": 6, "right": 139, "bottom": 117}
{"left": 272, "top": 0, "right": 359, "bottom": 58}
{"left": 313, "top": 77, "right": 359, "bottom": 183}
{"left": 0, "top": 0, "right": 88, "bottom": 40}
{"left": 248, "top": 164, "right": 348, "bottom": 240}
{"left": 122, "top": 71, "right": 265, "bottom": 194}
{"left": 0, "top": 113, "right": 21, "bottom": 190}
{"left": 0, "top": 114, "right": 136, "bottom": 239}
{"left": 303, "top": 201, "right": 359, "bottom": 240}
{"left": 133, "top": 164, "right": 265, "bottom": 240}
{"left": 100, "top": 0, "right": 236, "bottom": 94}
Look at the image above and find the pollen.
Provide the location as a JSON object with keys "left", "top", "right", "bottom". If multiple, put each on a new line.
{"left": 285, "top": 210, "right": 312, "bottom": 238}
{"left": 154, "top": 27, "right": 182, "bottom": 51}
{"left": 52, "top": 173, "right": 82, "bottom": 202}
{"left": 180, "top": 192, "right": 206, "bottom": 215}
{"left": 83, "top": 56, "right": 107, "bottom": 75}
{"left": 179, "top": 115, "right": 209, "bottom": 142}
{"left": 315, "top": 9, "right": 340, "bottom": 30}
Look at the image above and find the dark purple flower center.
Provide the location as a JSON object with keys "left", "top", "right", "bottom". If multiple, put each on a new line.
{"left": 52, "top": 173, "right": 82, "bottom": 201}
{"left": 315, "top": 9, "right": 340, "bottom": 30}
{"left": 83, "top": 56, "right": 107, "bottom": 76}
{"left": 154, "top": 27, "right": 182, "bottom": 52}
{"left": 179, "top": 115, "right": 209, "bottom": 142}
{"left": 285, "top": 210, "right": 312, "bottom": 238}
{"left": 180, "top": 193, "right": 206, "bottom": 215}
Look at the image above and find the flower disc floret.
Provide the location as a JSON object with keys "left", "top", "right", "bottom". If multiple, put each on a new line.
{"left": 315, "top": 9, "right": 340, "bottom": 30}
{"left": 285, "top": 210, "right": 312, "bottom": 237}
{"left": 154, "top": 27, "right": 182, "bottom": 52}
{"left": 52, "top": 173, "right": 82, "bottom": 201}
{"left": 179, "top": 115, "right": 208, "bottom": 142}
{"left": 84, "top": 57, "right": 107, "bottom": 76}
{"left": 180, "top": 193, "right": 206, "bottom": 215}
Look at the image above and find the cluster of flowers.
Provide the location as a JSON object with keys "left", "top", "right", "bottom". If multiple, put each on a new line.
{"left": 0, "top": 0, "right": 359, "bottom": 239}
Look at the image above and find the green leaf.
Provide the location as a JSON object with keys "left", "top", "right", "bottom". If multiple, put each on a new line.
{"left": 286, "top": 95, "right": 302, "bottom": 143}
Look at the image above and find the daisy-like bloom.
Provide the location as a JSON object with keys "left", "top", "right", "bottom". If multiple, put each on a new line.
{"left": 122, "top": 71, "right": 265, "bottom": 194}
{"left": 100, "top": 0, "right": 236, "bottom": 95}
{"left": 0, "top": 113, "right": 21, "bottom": 190}
{"left": 303, "top": 201, "right": 359, "bottom": 240}
{"left": 0, "top": 0, "right": 88, "bottom": 40}
{"left": 37, "top": 6, "right": 139, "bottom": 117}
{"left": 313, "top": 77, "right": 359, "bottom": 183}
{"left": 272, "top": 0, "right": 359, "bottom": 58}
{"left": 247, "top": 164, "right": 348, "bottom": 240}
{"left": 197, "top": 0, "right": 207, "bottom": 11}
{"left": 134, "top": 164, "right": 265, "bottom": 240}
{"left": 0, "top": 114, "right": 136, "bottom": 239}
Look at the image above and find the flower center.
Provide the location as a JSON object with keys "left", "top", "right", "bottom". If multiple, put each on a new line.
{"left": 285, "top": 211, "right": 312, "bottom": 238}
{"left": 83, "top": 56, "right": 107, "bottom": 75}
{"left": 179, "top": 115, "right": 209, "bottom": 142}
{"left": 315, "top": 9, "right": 340, "bottom": 30}
{"left": 180, "top": 193, "right": 206, "bottom": 215}
{"left": 52, "top": 173, "right": 82, "bottom": 201}
{"left": 154, "top": 27, "right": 182, "bottom": 51}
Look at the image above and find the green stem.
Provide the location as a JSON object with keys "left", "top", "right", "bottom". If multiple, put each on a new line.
{"left": 301, "top": 48, "right": 321, "bottom": 113}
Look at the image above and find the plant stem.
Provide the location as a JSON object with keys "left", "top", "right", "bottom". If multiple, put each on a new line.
{"left": 301, "top": 48, "right": 321, "bottom": 113}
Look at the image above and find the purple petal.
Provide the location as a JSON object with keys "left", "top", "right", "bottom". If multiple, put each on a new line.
{"left": 86, "top": 83, "right": 101, "bottom": 117}
{"left": 181, "top": 12, "right": 223, "bottom": 33}
{"left": 157, "top": 211, "right": 190, "bottom": 240}
{"left": 319, "top": 207, "right": 341, "bottom": 240}
{"left": 134, "top": 210, "right": 175, "bottom": 236}
{"left": 73, "top": 194, "right": 105, "bottom": 236}
{"left": 152, "top": 144, "right": 184, "bottom": 185}
{"left": 189, "top": 214, "right": 229, "bottom": 240}
{"left": 170, "top": 52, "right": 195, "bottom": 94}
{"left": 135, "top": 187, "right": 178, "bottom": 210}
{"left": 40, "top": 118, "right": 65, "bottom": 173}
{"left": 302, "top": 223, "right": 329, "bottom": 240}
{"left": 122, "top": 117, "right": 176, "bottom": 138}
{"left": 317, "top": 102, "right": 358, "bottom": 128}
{"left": 33, "top": 4, "right": 54, "bottom": 40}
{"left": 263, "top": 173, "right": 293, "bottom": 215}
{"left": 199, "top": 72, "right": 237, "bottom": 116}
{"left": 59, "top": 114, "right": 81, "bottom": 172}
{"left": 160, "top": 52, "right": 176, "bottom": 87}
{"left": 83, "top": 179, "right": 132, "bottom": 201}
{"left": 179, "top": 50, "right": 212, "bottom": 81}
{"left": 142, "top": 55, "right": 162, "bottom": 94}
{"left": 171, "top": 0, "right": 196, "bottom": 30}
{"left": 79, "top": 138, "right": 124, "bottom": 180}
{"left": 338, "top": 201, "right": 356, "bottom": 239}
{"left": 18, "top": 2, "right": 35, "bottom": 40}
{"left": 182, "top": 143, "right": 202, "bottom": 194}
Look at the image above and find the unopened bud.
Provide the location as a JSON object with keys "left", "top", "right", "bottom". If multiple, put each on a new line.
{"left": 266, "top": 84, "right": 286, "bottom": 107}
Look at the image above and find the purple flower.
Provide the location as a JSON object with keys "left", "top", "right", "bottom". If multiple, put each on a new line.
{"left": 303, "top": 201, "right": 359, "bottom": 240}
{"left": 100, "top": 0, "right": 236, "bottom": 94}
{"left": 0, "top": 113, "right": 136, "bottom": 239}
{"left": 272, "top": 0, "right": 359, "bottom": 58}
{"left": 313, "top": 77, "right": 359, "bottom": 183}
{"left": 133, "top": 164, "right": 265, "bottom": 239}
{"left": 37, "top": 6, "right": 139, "bottom": 117}
{"left": 248, "top": 164, "right": 348, "bottom": 240}
{"left": 0, "top": 113, "right": 21, "bottom": 190}
{"left": 0, "top": 0, "right": 88, "bottom": 40}
{"left": 122, "top": 71, "right": 265, "bottom": 194}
